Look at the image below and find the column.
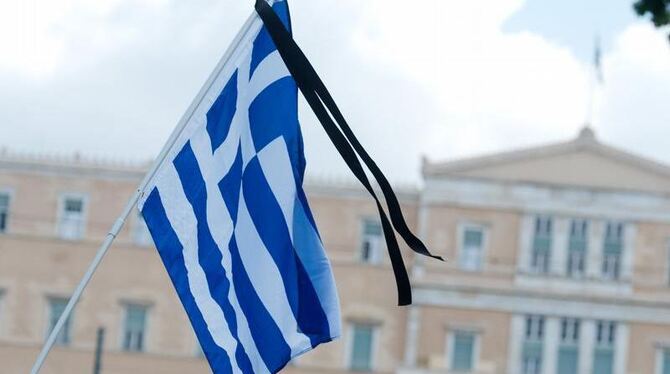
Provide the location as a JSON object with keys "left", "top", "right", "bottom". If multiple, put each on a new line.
{"left": 518, "top": 214, "right": 534, "bottom": 273}
{"left": 412, "top": 202, "right": 430, "bottom": 277}
{"left": 578, "top": 320, "right": 596, "bottom": 374}
{"left": 542, "top": 317, "right": 560, "bottom": 374}
{"left": 403, "top": 305, "right": 421, "bottom": 367}
{"left": 507, "top": 315, "right": 525, "bottom": 374}
{"left": 551, "top": 218, "right": 569, "bottom": 276}
{"left": 586, "top": 221, "right": 604, "bottom": 279}
{"left": 614, "top": 323, "right": 629, "bottom": 374}
{"left": 621, "top": 224, "right": 637, "bottom": 282}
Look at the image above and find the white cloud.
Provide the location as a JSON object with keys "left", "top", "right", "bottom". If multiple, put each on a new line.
{"left": 597, "top": 23, "right": 670, "bottom": 162}
{"left": 351, "top": 0, "right": 591, "bottom": 161}
{"left": 0, "top": 0, "right": 667, "bottom": 184}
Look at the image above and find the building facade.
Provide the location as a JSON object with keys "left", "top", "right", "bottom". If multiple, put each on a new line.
{"left": 2, "top": 128, "right": 670, "bottom": 373}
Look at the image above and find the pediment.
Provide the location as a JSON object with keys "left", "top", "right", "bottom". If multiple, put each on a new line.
{"left": 424, "top": 129, "right": 670, "bottom": 194}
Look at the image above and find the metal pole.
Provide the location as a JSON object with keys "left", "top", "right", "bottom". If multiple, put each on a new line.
{"left": 29, "top": 9, "right": 263, "bottom": 373}
{"left": 92, "top": 327, "right": 105, "bottom": 374}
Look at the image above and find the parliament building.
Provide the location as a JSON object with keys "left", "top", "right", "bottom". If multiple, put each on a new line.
{"left": 2, "top": 127, "right": 670, "bottom": 374}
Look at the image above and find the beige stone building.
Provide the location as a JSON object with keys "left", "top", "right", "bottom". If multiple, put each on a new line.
{"left": 2, "top": 127, "right": 670, "bottom": 374}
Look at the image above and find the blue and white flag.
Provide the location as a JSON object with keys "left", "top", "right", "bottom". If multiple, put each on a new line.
{"left": 138, "top": 1, "right": 340, "bottom": 372}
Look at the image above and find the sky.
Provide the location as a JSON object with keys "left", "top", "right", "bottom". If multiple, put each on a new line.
{"left": 0, "top": 0, "right": 668, "bottom": 184}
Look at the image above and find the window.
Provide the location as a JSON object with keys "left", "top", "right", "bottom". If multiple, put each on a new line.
{"left": 593, "top": 321, "right": 616, "bottom": 374}
{"left": 58, "top": 195, "right": 86, "bottom": 240}
{"left": 450, "top": 330, "right": 476, "bottom": 371}
{"left": 567, "top": 219, "right": 588, "bottom": 277}
{"left": 360, "top": 219, "right": 383, "bottom": 265}
{"left": 122, "top": 304, "right": 148, "bottom": 352}
{"left": 0, "top": 290, "right": 4, "bottom": 332}
{"left": 0, "top": 192, "right": 9, "bottom": 233}
{"left": 557, "top": 318, "right": 580, "bottom": 374}
{"left": 133, "top": 211, "right": 153, "bottom": 247}
{"left": 522, "top": 315, "right": 544, "bottom": 374}
{"left": 531, "top": 216, "right": 552, "bottom": 273}
{"left": 47, "top": 297, "right": 73, "bottom": 346}
{"left": 459, "top": 226, "right": 485, "bottom": 271}
{"left": 602, "top": 222, "right": 624, "bottom": 280}
{"left": 660, "top": 348, "right": 670, "bottom": 374}
{"left": 348, "top": 323, "right": 375, "bottom": 371}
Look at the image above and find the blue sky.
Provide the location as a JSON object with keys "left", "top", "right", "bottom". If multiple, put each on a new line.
{"left": 504, "top": 0, "right": 637, "bottom": 62}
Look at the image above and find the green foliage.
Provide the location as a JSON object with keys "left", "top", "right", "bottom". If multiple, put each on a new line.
{"left": 633, "top": 0, "right": 670, "bottom": 40}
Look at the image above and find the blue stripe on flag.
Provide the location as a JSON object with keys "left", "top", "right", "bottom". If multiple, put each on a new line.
{"left": 241, "top": 157, "right": 330, "bottom": 345}
{"left": 217, "top": 143, "right": 293, "bottom": 370}
{"left": 228, "top": 236, "right": 292, "bottom": 372}
{"left": 173, "top": 142, "right": 254, "bottom": 374}
{"left": 141, "top": 189, "right": 234, "bottom": 373}
{"left": 218, "top": 144, "right": 243, "bottom": 222}
{"left": 207, "top": 70, "right": 238, "bottom": 153}
{"left": 291, "top": 196, "right": 338, "bottom": 337}
{"left": 296, "top": 187, "right": 319, "bottom": 241}
{"left": 248, "top": 77, "right": 300, "bottom": 170}
{"left": 250, "top": 1, "right": 291, "bottom": 77}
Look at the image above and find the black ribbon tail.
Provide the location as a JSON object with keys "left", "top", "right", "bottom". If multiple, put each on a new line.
{"left": 255, "top": 0, "right": 439, "bottom": 305}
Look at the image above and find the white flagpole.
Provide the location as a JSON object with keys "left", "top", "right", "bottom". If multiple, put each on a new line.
{"left": 30, "top": 10, "right": 262, "bottom": 374}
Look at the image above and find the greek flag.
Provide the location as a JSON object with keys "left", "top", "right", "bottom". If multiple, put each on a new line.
{"left": 137, "top": 1, "right": 340, "bottom": 372}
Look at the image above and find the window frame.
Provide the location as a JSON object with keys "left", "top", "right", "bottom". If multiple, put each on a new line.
{"left": 655, "top": 346, "right": 670, "bottom": 374}
{"left": 595, "top": 320, "right": 616, "bottom": 347}
{"left": 559, "top": 317, "right": 580, "bottom": 345}
{"left": 446, "top": 328, "right": 480, "bottom": 372}
{"left": 557, "top": 317, "right": 580, "bottom": 374}
{"left": 567, "top": 219, "right": 589, "bottom": 277}
{"left": 602, "top": 222, "right": 624, "bottom": 280}
{"left": 592, "top": 320, "right": 616, "bottom": 374}
{"left": 458, "top": 222, "right": 488, "bottom": 272}
{"left": 530, "top": 216, "right": 553, "bottom": 274}
{"left": 0, "top": 289, "right": 4, "bottom": 337}
{"left": 524, "top": 315, "right": 545, "bottom": 342}
{"left": 120, "top": 302, "right": 150, "bottom": 353}
{"left": 56, "top": 193, "right": 89, "bottom": 241}
{"left": 0, "top": 189, "right": 13, "bottom": 235}
{"left": 358, "top": 218, "right": 384, "bottom": 265}
{"left": 521, "top": 315, "right": 545, "bottom": 374}
{"left": 345, "top": 321, "right": 379, "bottom": 372}
{"left": 45, "top": 296, "right": 74, "bottom": 347}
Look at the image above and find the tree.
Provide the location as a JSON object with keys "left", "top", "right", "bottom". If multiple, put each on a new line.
{"left": 633, "top": 0, "right": 670, "bottom": 40}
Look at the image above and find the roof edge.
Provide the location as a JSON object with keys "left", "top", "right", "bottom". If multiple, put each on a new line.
{"left": 423, "top": 127, "right": 670, "bottom": 181}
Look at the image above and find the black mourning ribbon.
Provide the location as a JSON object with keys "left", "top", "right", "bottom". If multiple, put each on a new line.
{"left": 255, "top": 0, "right": 443, "bottom": 306}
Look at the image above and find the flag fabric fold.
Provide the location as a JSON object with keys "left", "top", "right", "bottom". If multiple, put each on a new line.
{"left": 138, "top": 1, "right": 340, "bottom": 372}
{"left": 254, "top": 0, "right": 442, "bottom": 306}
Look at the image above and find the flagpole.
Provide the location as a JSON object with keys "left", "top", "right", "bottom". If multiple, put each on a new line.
{"left": 30, "top": 10, "right": 263, "bottom": 374}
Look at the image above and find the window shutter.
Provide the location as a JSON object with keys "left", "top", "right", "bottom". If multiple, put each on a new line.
{"left": 49, "top": 298, "right": 72, "bottom": 345}
{"left": 0, "top": 194, "right": 8, "bottom": 232}
{"left": 350, "top": 324, "right": 374, "bottom": 371}
{"left": 663, "top": 349, "right": 670, "bottom": 374}
{"left": 592, "top": 348, "right": 614, "bottom": 374}
{"left": 451, "top": 332, "right": 474, "bottom": 370}
{"left": 557, "top": 346, "right": 578, "bottom": 374}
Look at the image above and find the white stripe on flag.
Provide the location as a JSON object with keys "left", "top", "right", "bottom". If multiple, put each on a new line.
{"left": 190, "top": 128, "right": 270, "bottom": 374}
{"left": 234, "top": 194, "right": 312, "bottom": 356}
{"left": 154, "top": 164, "right": 242, "bottom": 372}
{"left": 256, "top": 137, "right": 295, "bottom": 238}
{"left": 245, "top": 50, "right": 290, "bottom": 101}
{"left": 257, "top": 137, "right": 341, "bottom": 336}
